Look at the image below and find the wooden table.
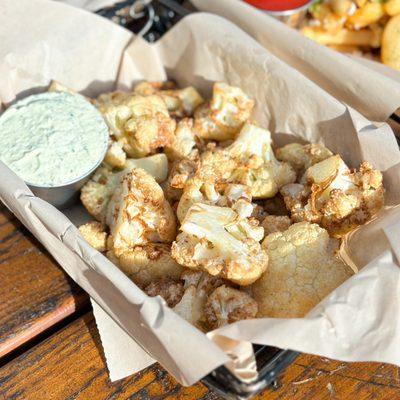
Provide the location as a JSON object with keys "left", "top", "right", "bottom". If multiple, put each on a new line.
{"left": 1, "top": 204, "right": 400, "bottom": 400}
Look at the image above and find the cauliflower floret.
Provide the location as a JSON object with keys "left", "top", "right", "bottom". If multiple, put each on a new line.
{"left": 106, "top": 168, "right": 176, "bottom": 256}
{"left": 78, "top": 221, "right": 108, "bottom": 252}
{"left": 194, "top": 83, "right": 254, "bottom": 141}
{"left": 161, "top": 87, "right": 205, "bottom": 118}
{"left": 204, "top": 285, "right": 258, "bottom": 329}
{"left": 176, "top": 177, "right": 253, "bottom": 223}
{"left": 227, "top": 123, "right": 296, "bottom": 198}
{"left": 115, "top": 243, "right": 183, "bottom": 287}
{"left": 176, "top": 269, "right": 228, "bottom": 329}
{"left": 134, "top": 81, "right": 204, "bottom": 117}
{"left": 171, "top": 203, "right": 267, "bottom": 286}
{"left": 164, "top": 118, "right": 198, "bottom": 161}
{"left": 133, "top": 81, "right": 176, "bottom": 96}
{"left": 98, "top": 94, "right": 176, "bottom": 158}
{"left": 276, "top": 143, "right": 333, "bottom": 177}
{"left": 163, "top": 158, "right": 199, "bottom": 202}
{"left": 80, "top": 165, "right": 120, "bottom": 222}
{"left": 81, "top": 154, "right": 169, "bottom": 222}
{"left": 281, "top": 155, "right": 385, "bottom": 236}
{"left": 252, "top": 222, "right": 353, "bottom": 318}
{"left": 104, "top": 141, "right": 126, "bottom": 169}
{"left": 261, "top": 215, "right": 292, "bottom": 236}
{"left": 144, "top": 278, "right": 184, "bottom": 307}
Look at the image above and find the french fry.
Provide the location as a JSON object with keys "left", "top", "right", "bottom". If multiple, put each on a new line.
{"left": 301, "top": 26, "right": 380, "bottom": 47}
{"left": 330, "top": 0, "right": 354, "bottom": 16}
{"left": 327, "top": 44, "right": 363, "bottom": 53}
{"left": 385, "top": 0, "right": 400, "bottom": 16}
{"left": 354, "top": 0, "right": 367, "bottom": 7}
{"left": 346, "top": 3, "right": 385, "bottom": 29}
{"left": 382, "top": 14, "right": 400, "bottom": 70}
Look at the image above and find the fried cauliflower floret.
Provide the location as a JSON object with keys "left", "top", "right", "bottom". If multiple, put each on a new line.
{"left": 133, "top": 81, "right": 176, "bottom": 96}
{"left": 80, "top": 154, "right": 169, "bottom": 222}
{"left": 204, "top": 285, "right": 258, "bottom": 329}
{"left": 78, "top": 221, "right": 108, "bottom": 252}
{"left": 80, "top": 166, "right": 121, "bottom": 222}
{"left": 194, "top": 83, "right": 254, "bottom": 141}
{"left": 98, "top": 94, "right": 176, "bottom": 158}
{"left": 104, "top": 141, "right": 126, "bottom": 169}
{"left": 261, "top": 215, "right": 292, "bottom": 236}
{"left": 276, "top": 143, "right": 333, "bottom": 177}
{"left": 144, "top": 278, "right": 184, "bottom": 307}
{"left": 227, "top": 123, "right": 296, "bottom": 198}
{"left": 171, "top": 203, "right": 267, "bottom": 286}
{"left": 106, "top": 168, "right": 176, "bottom": 256}
{"left": 176, "top": 270, "right": 228, "bottom": 328}
{"left": 176, "top": 177, "right": 253, "bottom": 223}
{"left": 164, "top": 118, "right": 198, "bottom": 161}
{"left": 252, "top": 222, "right": 353, "bottom": 318}
{"left": 163, "top": 158, "right": 199, "bottom": 202}
{"left": 115, "top": 243, "right": 183, "bottom": 287}
{"left": 281, "top": 155, "right": 385, "bottom": 236}
{"left": 161, "top": 87, "right": 205, "bottom": 118}
{"left": 134, "top": 81, "right": 204, "bottom": 117}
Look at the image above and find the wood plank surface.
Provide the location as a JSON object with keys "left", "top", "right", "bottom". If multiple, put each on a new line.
{"left": 0, "top": 205, "right": 89, "bottom": 359}
{"left": 1, "top": 312, "right": 399, "bottom": 400}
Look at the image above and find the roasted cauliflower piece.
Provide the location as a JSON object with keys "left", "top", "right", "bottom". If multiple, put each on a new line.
{"left": 204, "top": 285, "right": 258, "bottom": 329}
{"left": 78, "top": 221, "right": 108, "bottom": 252}
{"left": 80, "top": 165, "right": 120, "bottom": 222}
{"left": 106, "top": 168, "right": 176, "bottom": 256}
{"left": 163, "top": 158, "right": 199, "bottom": 202}
{"left": 81, "top": 154, "right": 169, "bottom": 222}
{"left": 97, "top": 93, "right": 176, "bottom": 158}
{"left": 144, "top": 278, "right": 184, "bottom": 307}
{"left": 281, "top": 155, "right": 385, "bottom": 236}
{"left": 276, "top": 143, "right": 333, "bottom": 177}
{"left": 161, "top": 87, "right": 204, "bottom": 118}
{"left": 252, "top": 222, "right": 353, "bottom": 318}
{"left": 194, "top": 83, "right": 254, "bottom": 141}
{"left": 164, "top": 118, "right": 198, "bottom": 161}
{"left": 104, "top": 140, "right": 126, "bottom": 169}
{"left": 171, "top": 203, "right": 267, "bottom": 286}
{"left": 261, "top": 215, "right": 292, "bottom": 236}
{"left": 227, "top": 123, "right": 296, "bottom": 198}
{"left": 115, "top": 243, "right": 183, "bottom": 287}
{"left": 134, "top": 81, "right": 203, "bottom": 117}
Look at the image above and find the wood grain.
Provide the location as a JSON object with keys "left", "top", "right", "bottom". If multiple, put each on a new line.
{"left": 0, "top": 206, "right": 89, "bottom": 359}
{"left": 0, "top": 312, "right": 399, "bottom": 400}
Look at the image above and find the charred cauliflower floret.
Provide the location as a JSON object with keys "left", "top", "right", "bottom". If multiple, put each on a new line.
{"left": 176, "top": 269, "right": 228, "bottom": 329}
{"left": 171, "top": 203, "right": 267, "bottom": 286}
{"left": 252, "top": 222, "right": 353, "bottom": 318}
{"left": 164, "top": 118, "right": 198, "bottom": 161}
{"left": 204, "top": 285, "right": 258, "bottom": 329}
{"left": 134, "top": 81, "right": 204, "bottom": 117}
{"left": 163, "top": 158, "right": 199, "bottom": 202}
{"left": 144, "top": 278, "right": 184, "bottom": 307}
{"left": 115, "top": 243, "right": 183, "bottom": 287}
{"left": 276, "top": 143, "right": 333, "bottom": 177}
{"left": 98, "top": 94, "right": 176, "bottom": 158}
{"left": 106, "top": 168, "right": 176, "bottom": 256}
{"left": 194, "top": 83, "right": 254, "bottom": 141}
{"left": 78, "top": 221, "right": 108, "bottom": 252}
{"left": 261, "top": 215, "right": 292, "bottom": 236}
{"left": 281, "top": 155, "right": 385, "bottom": 237}
{"left": 80, "top": 165, "right": 120, "bottom": 222}
{"left": 80, "top": 154, "right": 169, "bottom": 222}
{"left": 227, "top": 123, "right": 296, "bottom": 198}
{"left": 104, "top": 140, "right": 126, "bottom": 169}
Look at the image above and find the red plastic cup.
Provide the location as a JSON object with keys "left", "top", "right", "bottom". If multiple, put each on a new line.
{"left": 244, "top": 0, "right": 313, "bottom": 15}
